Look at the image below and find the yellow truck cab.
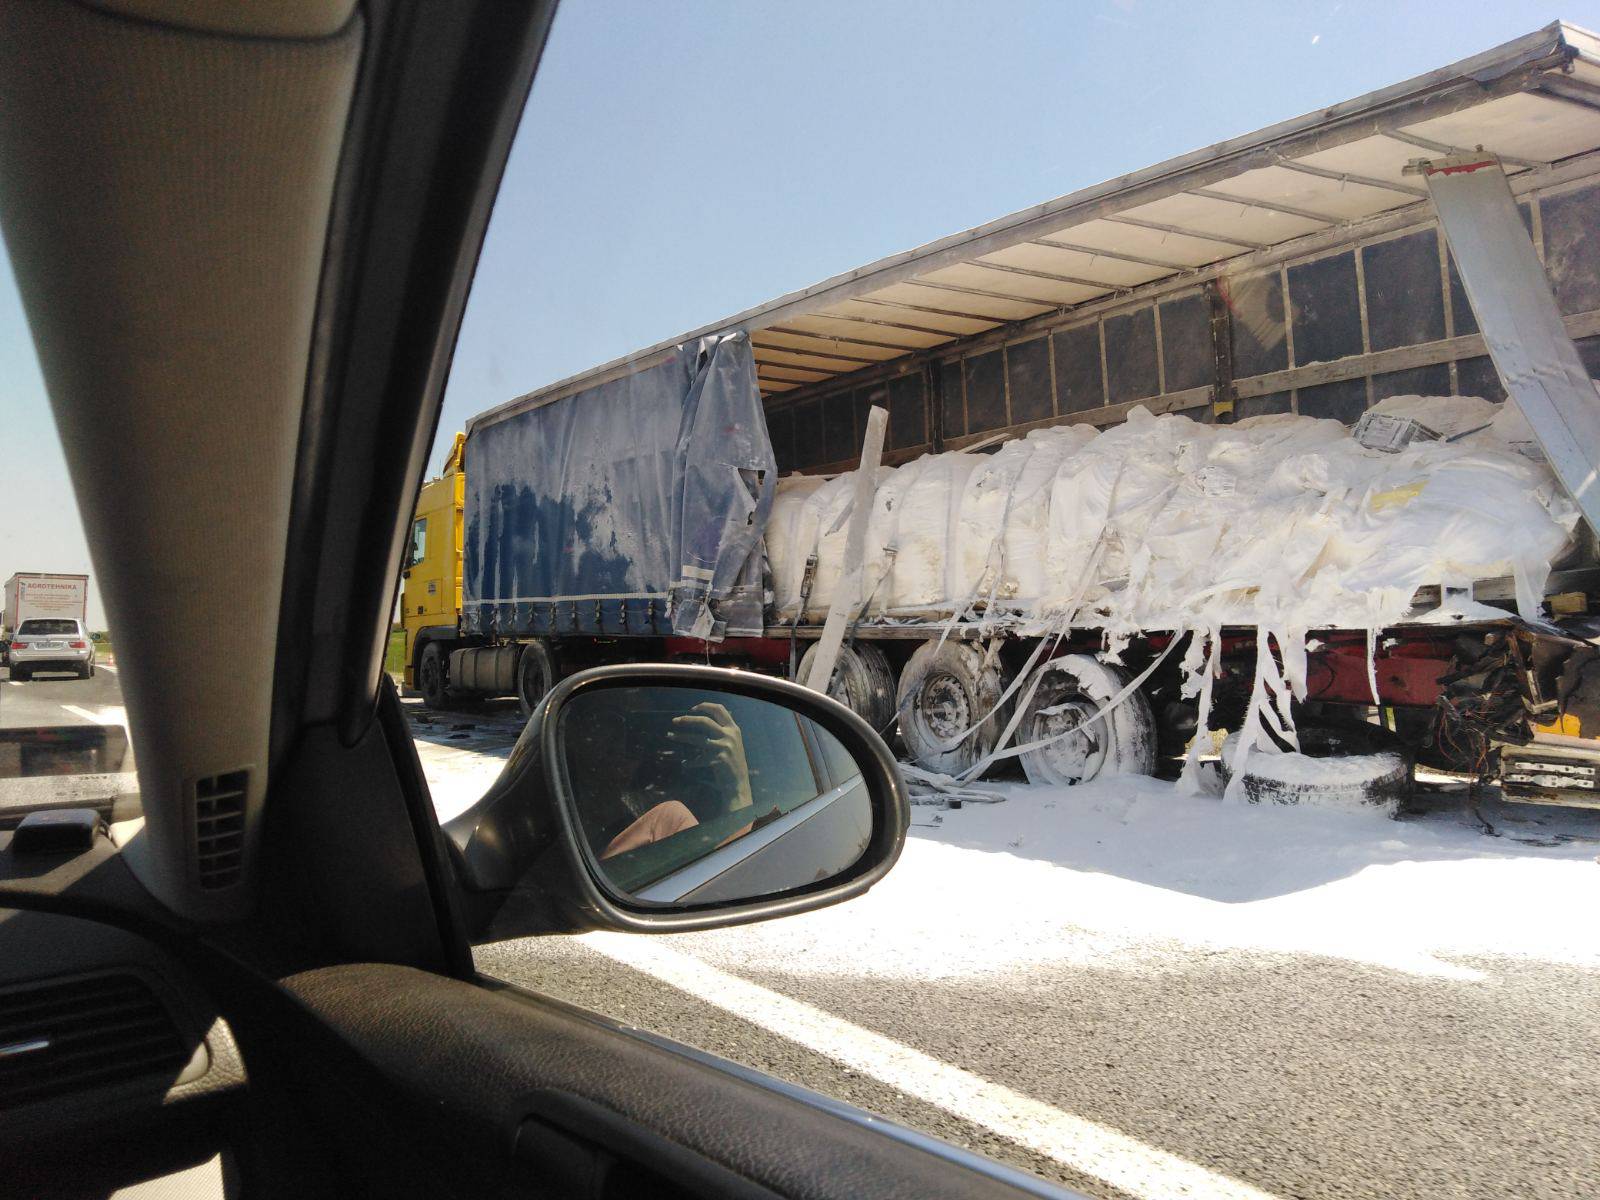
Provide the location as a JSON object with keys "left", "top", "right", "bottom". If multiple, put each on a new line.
{"left": 401, "top": 432, "right": 464, "bottom": 697}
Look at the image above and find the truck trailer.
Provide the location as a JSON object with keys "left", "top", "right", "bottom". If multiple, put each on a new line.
{"left": 402, "top": 23, "right": 1600, "bottom": 808}
{"left": 3, "top": 572, "right": 90, "bottom": 666}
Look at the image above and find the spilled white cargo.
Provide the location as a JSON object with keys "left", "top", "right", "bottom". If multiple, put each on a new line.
{"left": 768, "top": 396, "right": 1581, "bottom": 787}
{"left": 770, "top": 396, "right": 1578, "bottom": 636}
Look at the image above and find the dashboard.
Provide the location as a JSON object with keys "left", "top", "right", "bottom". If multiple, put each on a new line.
{"left": 0, "top": 830, "right": 245, "bottom": 1197}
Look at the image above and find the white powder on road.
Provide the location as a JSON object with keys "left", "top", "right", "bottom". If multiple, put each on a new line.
{"left": 668, "top": 775, "right": 1600, "bottom": 985}
{"left": 416, "top": 707, "right": 1600, "bottom": 985}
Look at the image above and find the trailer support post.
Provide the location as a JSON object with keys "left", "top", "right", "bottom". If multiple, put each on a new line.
{"left": 803, "top": 406, "right": 888, "bottom": 695}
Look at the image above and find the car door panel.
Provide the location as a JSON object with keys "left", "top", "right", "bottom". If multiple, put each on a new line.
{"left": 277, "top": 962, "right": 1077, "bottom": 1200}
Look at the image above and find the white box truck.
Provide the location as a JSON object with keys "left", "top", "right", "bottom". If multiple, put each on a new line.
{"left": 3, "top": 573, "right": 90, "bottom": 664}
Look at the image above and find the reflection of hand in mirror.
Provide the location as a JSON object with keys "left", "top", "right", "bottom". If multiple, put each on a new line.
{"left": 598, "top": 701, "right": 757, "bottom": 861}
{"left": 669, "top": 701, "right": 753, "bottom": 814}
{"left": 561, "top": 684, "right": 876, "bottom": 905}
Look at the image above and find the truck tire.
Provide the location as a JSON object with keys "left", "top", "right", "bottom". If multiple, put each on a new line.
{"left": 1017, "top": 654, "right": 1156, "bottom": 786}
{"left": 419, "top": 642, "right": 449, "bottom": 710}
{"left": 1219, "top": 724, "right": 1410, "bottom": 813}
{"left": 896, "top": 641, "right": 1010, "bottom": 778}
{"left": 516, "top": 639, "right": 557, "bottom": 719}
{"left": 797, "top": 642, "right": 896, "bottom": 734}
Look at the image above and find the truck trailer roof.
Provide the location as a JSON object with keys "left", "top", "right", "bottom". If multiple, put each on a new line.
{"left": 469, "top": 20, "right": 1600, "bottom": 439}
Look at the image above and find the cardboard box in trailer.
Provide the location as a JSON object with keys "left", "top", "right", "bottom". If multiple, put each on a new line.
{"left": 401, "top": 22, "right": 1600, "bottom": 808}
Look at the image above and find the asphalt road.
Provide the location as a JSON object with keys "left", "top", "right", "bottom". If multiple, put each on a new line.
{"left": 2, "top": 659, "right": 124, "bottom": 723}
{"left": 478, "top": 872, "right": 1600, "bottom": 1200}
{"left": 0, "top": 661, "right": 135, "bottom": 807}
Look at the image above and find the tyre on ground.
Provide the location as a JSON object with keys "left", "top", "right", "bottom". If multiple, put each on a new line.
{"left": 10, "top": 665, "right": 28, "bottom": 682}
{"left": 1017, "top": 654, "right": 1156, "bottom": 786}
{"left": 797, "top": 641, "right": 896, "bottom": 735}
{"left": 78, "top": 660, "right": 93, "bottom": 679}
{"left": 418, "top": 641, "right": 449, "bottom": 709}
{"left": 895, "top": 641, "right": 1010, "bottom": 777}
{"left": 1219, "top": 724, "right": 1410, "bottom": 813}
{"left": 516, "top": 639, "right": 557, "bottom": 719}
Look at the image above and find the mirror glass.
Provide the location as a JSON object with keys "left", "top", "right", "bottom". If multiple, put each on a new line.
{"left": 560, "top": 685, "right": 871, "bottom": 905}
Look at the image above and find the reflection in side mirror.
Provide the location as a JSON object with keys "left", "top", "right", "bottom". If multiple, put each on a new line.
{"left": 561, "top": 686, "right": 871, "bottom": 906}
{"left": 442, "top": 662, "right": 908, "bottom": 940}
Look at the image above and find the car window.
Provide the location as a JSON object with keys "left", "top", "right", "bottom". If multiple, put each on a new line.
{"left": 408, "top": 517, "right": 427, "bottom": 568}
{"left": 2, "top": 251, "right": 134, "bottom": 815}
{"left": 810, "top": 716, "right": 864, "bottom": 789}
{"left": 17, "top": 618, "right": 80, "bottom": 637}
{"left": 390, "top": 6, "right": 1600, "bottom": 1199}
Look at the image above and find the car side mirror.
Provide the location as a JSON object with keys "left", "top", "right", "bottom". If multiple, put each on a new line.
{"left": 442, "top": 663, "right": 909, "bottom": 941}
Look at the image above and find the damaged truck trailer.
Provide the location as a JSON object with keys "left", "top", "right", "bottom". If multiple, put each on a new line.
{"left": 402, "top": 21, "right": 1600, "bottom": 809}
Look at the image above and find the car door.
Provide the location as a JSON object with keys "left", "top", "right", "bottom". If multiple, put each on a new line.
{"left": 0, "top": 3, "right": 1076, "bottom": 1198}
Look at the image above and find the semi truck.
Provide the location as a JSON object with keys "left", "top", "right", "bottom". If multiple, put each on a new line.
{"left": 402, "top": 23, "right": 1600, "bottom": 807}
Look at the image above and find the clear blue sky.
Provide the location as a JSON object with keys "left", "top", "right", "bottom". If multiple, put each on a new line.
{"left": 2, "top": 0, "right": 1587, "bottom": 629}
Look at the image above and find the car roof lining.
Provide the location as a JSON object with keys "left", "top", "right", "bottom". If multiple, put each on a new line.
{"left": 78, "top": 0, "right": 357, "bottom": 40}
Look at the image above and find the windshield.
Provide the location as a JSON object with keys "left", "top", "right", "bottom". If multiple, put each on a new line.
{"left": 10, "top": 4, "right": 1600, "bottom": 1198}
{"left": 2, "top": 249, "right": 133, "bottom": 818}
{"left": 414, "top": 7, "right": 1600, "bottom": 1198}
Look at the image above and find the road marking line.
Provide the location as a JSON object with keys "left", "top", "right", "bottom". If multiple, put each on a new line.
{"left": 97, "top": 662, "right": 117, "bottom": 675}
{"left": 62, "top": 704, "right": 126, "bottom": 727}
{"left": 580, "top": 933, "right": 1280, "bottom": 1200}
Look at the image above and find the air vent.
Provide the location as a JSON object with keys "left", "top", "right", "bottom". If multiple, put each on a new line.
{"left": 0, "top": 973, "right": 192, "bottom": 1109}
{"left": 192, "top": 769, "right": 248, "bottom": 890}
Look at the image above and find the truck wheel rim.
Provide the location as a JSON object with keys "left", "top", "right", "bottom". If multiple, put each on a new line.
{"left": 920, "top": 673, "right": 972, "bottom": 741}
{"left": 1031, "top": 697, "right": 1104, "bottom": 782}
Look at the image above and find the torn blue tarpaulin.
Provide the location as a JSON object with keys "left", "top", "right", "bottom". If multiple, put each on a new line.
{"left": 462, "top": 332, "right": 775, "bottom": 641}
